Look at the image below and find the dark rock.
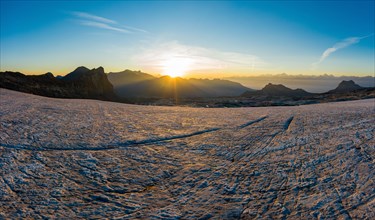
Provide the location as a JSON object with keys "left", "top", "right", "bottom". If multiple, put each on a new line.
{"left": 329, "top": 80, "right": 363, "bottom": 93}
{"left": 62, "top": 66, "right": 90, "bottom": 81}
{"left": 198, "top": 181, "right": 209, "bottom": 188}
{"left": 0, "top": 67, "right": 116, "bottom": 101}
{"left": 90, "top": 195, "right": 110, "bottom": 203}
{"left": 198, "top": 213, "right": 213, "bottom": 220}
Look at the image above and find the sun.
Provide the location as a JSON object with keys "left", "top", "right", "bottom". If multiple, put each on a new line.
{"left": 162, "top": 57, "right": 192, "bottom": 78}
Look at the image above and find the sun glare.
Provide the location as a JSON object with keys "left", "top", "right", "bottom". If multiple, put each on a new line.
{"left": 162, "top": 57, "right": 192, "bottom": 78}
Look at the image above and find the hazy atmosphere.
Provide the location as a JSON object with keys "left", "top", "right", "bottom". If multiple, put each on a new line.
{"left": 1, "top": 1, "right": 374, "bottom": 77}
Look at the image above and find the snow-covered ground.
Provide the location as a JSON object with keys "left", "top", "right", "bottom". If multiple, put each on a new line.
{"left": 0, "top": 88, "right": 374, "bottom": 219}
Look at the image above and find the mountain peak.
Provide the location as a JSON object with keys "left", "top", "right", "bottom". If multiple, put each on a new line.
{"left": 258, "top": 83, "right": 311, "bottom": 97}
{"left": 338, "top": 80, "right": 357, "bottom": 87}
{"left": 263, "top": 83, "right": 290, "bottom": 91}
{"left": 107, "top": 69, "right": 156, "bottom": 87}
{"left": 63, "top": 66, "right": 90, "bottom": 81}
{"left": 43, "top": 72, "right": 54, "bottom": 78}
{"left": 90, "top": 66, "right": 105, "bottom": 74}
{"left": 95, "top": 66, "right": 104, "bottom": 72}
{"left": 74, "top": 66, "right": 90, "bottom": 73}
{"left": 330, "top": 80, "right": 362, "bottom": 93}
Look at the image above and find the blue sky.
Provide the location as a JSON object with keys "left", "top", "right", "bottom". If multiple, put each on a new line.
{"left": 0, "top": 1, "right": 374, "bottom": 77}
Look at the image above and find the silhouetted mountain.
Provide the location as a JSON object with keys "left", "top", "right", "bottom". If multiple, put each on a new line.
{"left": 108, "top": 71, "right": 252, "bottom": 98}
{"left": 0, "top": 67, "right": 116, "bottom": 100}
{"left": 242, "top": 83, "right": 312, "bottom": 97}
{"left": 2, "top": 67, "right": 373, "bottom": 107}
{"left": 108, "top": 70, "right": 156, "bottom": 87}
{"left": 62, "top": 66, "right": 90, "bottom": 81}
{"left": 0, "top": 71, "right": 60, "bottom": 95}
{"left": 62, "top": 67, "right": 115, "bottom": 98}
{"left": 328, "top": 80, "right": 363, "bottom": 93}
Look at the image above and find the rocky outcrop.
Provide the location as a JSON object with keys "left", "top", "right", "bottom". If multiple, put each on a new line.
{"left": 0, "top": 67, "right": 116, "bottom": 100}
{"left": 62, "top": 66, "right": 115, "bottom": 99}
{"left": 62, "top": 66, "right": 90, "bottom": 81}
{"left": 328, "top": 80, "right": 363, "bottom": 93}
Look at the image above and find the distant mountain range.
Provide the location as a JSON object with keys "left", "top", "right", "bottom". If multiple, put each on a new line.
{"left": 0, "top": 66, "right": 374, "bottom": 106}
{"left": 241, "top": 80, "right": 367, "bottom": 98}
{"left": 226, "top": 74, "right": 375, "bottom": 93}
{"left": 108, "top": 70, "right": 251, "bottom": 98}
{"left": 241, "top": 80, "right": 372, "bottom": 98}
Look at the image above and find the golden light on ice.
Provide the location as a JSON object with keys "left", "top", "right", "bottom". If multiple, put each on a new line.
{"left": 162, "top": 57, "right": 192, "bottom": 78}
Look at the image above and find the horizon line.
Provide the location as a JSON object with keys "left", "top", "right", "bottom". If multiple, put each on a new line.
{"left": 0, "top": 66, "right": 374, "bottom": 79}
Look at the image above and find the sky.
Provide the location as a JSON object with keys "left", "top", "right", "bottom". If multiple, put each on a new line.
{"left": 0, "top": 1, "right": 374, "bottom": 78}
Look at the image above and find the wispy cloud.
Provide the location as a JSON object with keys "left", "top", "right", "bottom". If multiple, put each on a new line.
{"left": 312, "top": 34, "right": 374, "bottom": 68}
{"left": 71, "top": 11, "right": 147, "bottom": 34}
{"left": 72, "top": 11, "right": 116, "bottom": 24}
{"left": 78, "top": 21, "right": 132, "bottom": 34}
{"left": 122, "top": 25, "right": 148, "bottom": 34}
{"left": 133, "top": 41, "right": 266, "bottom": 75}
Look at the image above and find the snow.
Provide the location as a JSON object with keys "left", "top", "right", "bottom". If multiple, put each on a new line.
{"left": 0, "top": 88, "right": 374, "bottom": 219}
